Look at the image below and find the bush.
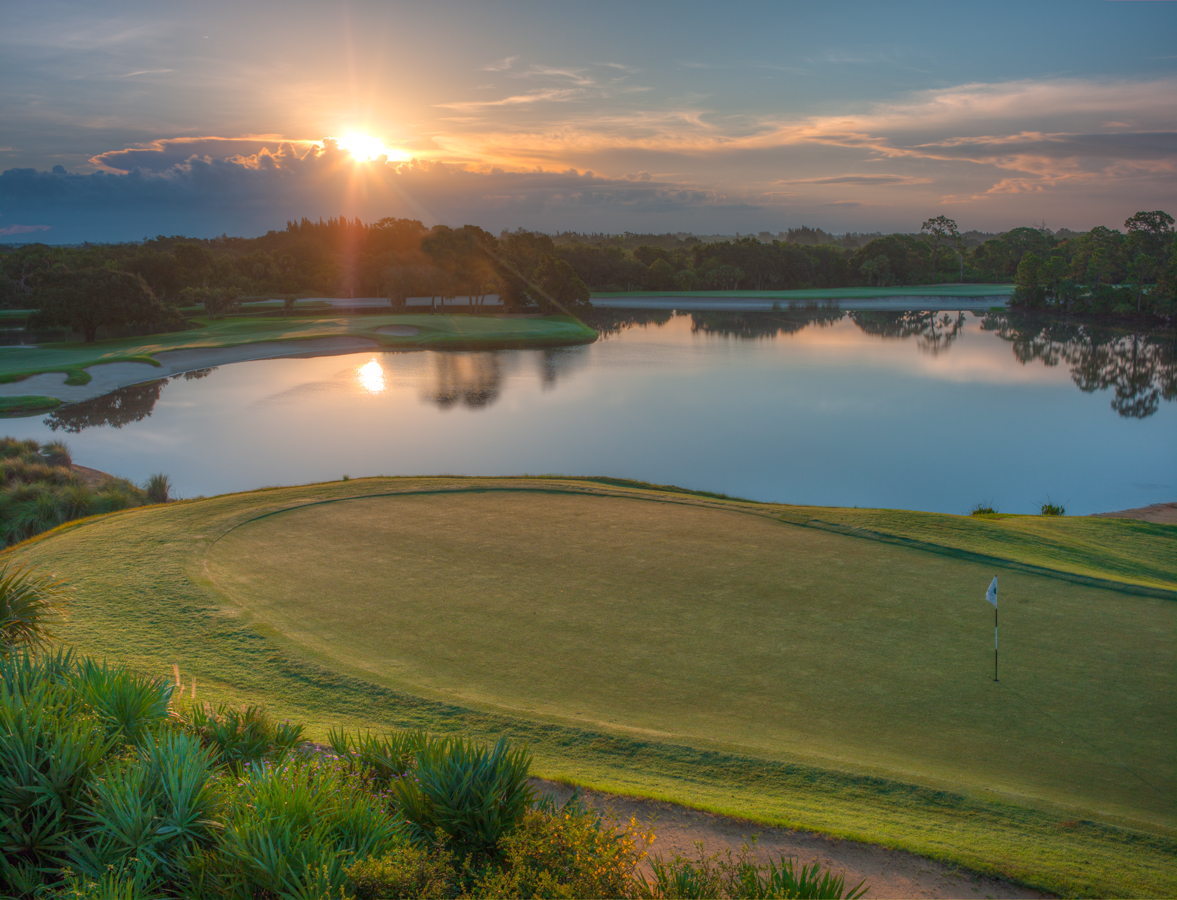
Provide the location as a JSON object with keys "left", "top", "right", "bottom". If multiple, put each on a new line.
{"left": 72, "top": 658, "right": 173, "bottom": 747}
{"left": 329, "top": 726, "right": 428, "bottom": 789}
{"left": 1041, "top": 502, "right": 1065, "bottom": 516}
{"left": 211, "top": 757, "right": 403, "bottom": 899}
{"left": 178, "top": 701, "right": 304, "bottom": 773}
{"left": 639, "top": 843, "right": 867, "bottom": 899}
{"left": 969, "top": 503, "right": 997, "bottom": 516}
{"left": 471, "top": 794, "right": 652, "bottom": 899}
{"left": 390, "top": 735, "right": 536, "bottom": 859}
{"left": 347, "top": 843, "right": 456, "bottom": 899}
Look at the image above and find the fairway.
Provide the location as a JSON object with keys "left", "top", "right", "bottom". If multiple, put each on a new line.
{"left": 8, "top": 478, "right": 1177, "bottom": 896}
{"left": 207, "top": 490, "right": 1175, "bottom": 827}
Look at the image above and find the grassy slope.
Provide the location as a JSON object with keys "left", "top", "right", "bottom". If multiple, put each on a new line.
{"left": 5, "top": 478, "right": 1175, "bottom": 898}
{"left": 777, "top": 506, "right": 1177, "bottom": 595}
{"left": 593, "top": 284, "right": 1015, "bottom": 299}
{"left": 0, "top": 314, "right": 597, "bottom": 384}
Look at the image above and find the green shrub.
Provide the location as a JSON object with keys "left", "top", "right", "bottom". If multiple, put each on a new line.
{"left": 1040, "top": 502, "right": 1065, "bottom": 516}
{"left": 0, "top": 652, "right": 112, "bottom": 894}
{"left": 66, "top": 731, "right": 223, "bottom": 894}
{"left": 329, "top": 726, "right": 428, "bottom": 789}
{"left": 390, "top": 735, "right": 536, "bottom": 859}
{"left": 969, "top": 503, "right": 997, "bottom": 516}
{"left": 178, "top": 702, "right": 304, "bottom": 773}
{"left": 72, "top": 659, "right": 173, "bottom": 747}
{"left": 347, "top": 842, "right": 456, "bottom": 899}
{"left": 212, "top": 758, "right": 403, "bottom": 899}
{"left": 0, "top": 561, "right": 68, "bottom": 655}
{"left": 471, "top": 794, "right": 651, "bottom": 899}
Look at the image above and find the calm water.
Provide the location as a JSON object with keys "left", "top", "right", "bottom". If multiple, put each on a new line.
{"left": 5, "top": 310, "right": 1175, "bottom": 515}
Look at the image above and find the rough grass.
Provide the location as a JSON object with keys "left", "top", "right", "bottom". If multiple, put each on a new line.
{"left": 4, "top": 477, "right": 1174, "bottom": 898}
{"left": 0, "top": 395, "right": 61, "bottom": 416}
{"left": 0, "top": 314, "right": 597, "bottom": 384}
{"left": 593, "top": 284, "right": 1015, "bottom": 299}
{"left": 777, "top": 505, "right": 1177, "bottom": 595}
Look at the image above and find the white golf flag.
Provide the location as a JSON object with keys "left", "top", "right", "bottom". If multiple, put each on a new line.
{"left": 985, "top": 577, "right": 998, "bottom": 607}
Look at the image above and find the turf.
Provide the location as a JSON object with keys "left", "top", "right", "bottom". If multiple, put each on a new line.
{"left": 0, "top": 314, "right": 596, "bottom": 383}
{"left": 0, "top": 394, "right": 62, "bottom": 416}
{"left": 593, "top": 284, "right": 1015, "bottom": 299}
{"left": 5, "top": 477, "right": 1175, "bottom": 897}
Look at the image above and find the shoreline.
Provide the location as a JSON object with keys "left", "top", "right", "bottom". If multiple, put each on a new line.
{"left": 0, "top": 337, "right": 384, "bottom": 405}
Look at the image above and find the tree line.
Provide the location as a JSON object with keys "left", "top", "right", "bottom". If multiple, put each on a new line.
{"left": 0, "top": 211, "right": 1172, "bottom": 341}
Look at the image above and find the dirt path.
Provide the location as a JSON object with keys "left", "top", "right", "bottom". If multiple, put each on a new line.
{"left": 534, "top": 780, "right": 1053, "bottom": 899}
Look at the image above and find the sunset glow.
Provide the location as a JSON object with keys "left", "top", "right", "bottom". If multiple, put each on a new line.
{"left": 337, "top": 133, "right": 398, "bottom": 162}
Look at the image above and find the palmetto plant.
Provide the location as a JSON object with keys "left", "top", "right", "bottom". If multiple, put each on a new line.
{"left": 72, "top": 659, "right": 173, "bottom": 747}
{"left": 390, "top": 735, "right": 536, "bottom": 858}
{"left": 328, "top": 727, "right": 428, "bottom": 789}
{"left": 180, "top": 702, "right": 304, "bottom": 773}
{"left": 0, "top": 561, "right": 68, "bottom": 655}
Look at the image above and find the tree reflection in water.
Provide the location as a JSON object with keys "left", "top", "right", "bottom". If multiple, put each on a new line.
{"left": 45, "top": 380, "right": 168, "bottom": 432}
{"left": 584, "top": 309, "right": 675, "bottom": 338}
{"left": 689, "top": 308, "right": 844, "bottom": 339}
{"left": 425, "top": 353, "right": 503, "bottom": 409}
{"left": 850, "top": 310, "right": 967, "bottom": 356}
{"left": 42, "top": 367, "right": 219, "bottom": 432}
{"left": 981, "top": 313, "right": 1176, "bottom": 419}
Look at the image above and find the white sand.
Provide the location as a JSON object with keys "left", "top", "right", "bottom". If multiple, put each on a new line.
{"left": 0, "top": 337, "right": 381, "bottom": 404}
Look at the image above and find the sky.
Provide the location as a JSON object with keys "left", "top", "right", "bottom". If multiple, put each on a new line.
{"left": 2, "top": 0, "right": 1175, "bottom": 243}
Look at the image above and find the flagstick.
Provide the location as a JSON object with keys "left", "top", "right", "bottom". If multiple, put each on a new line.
{"left": 994, "top": 605, "right": 998, "bottom": 682}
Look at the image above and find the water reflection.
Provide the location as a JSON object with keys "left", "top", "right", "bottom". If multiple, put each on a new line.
{"left": 46, "top": 381, "right": 168, "bottom": 432}
{"left": 32, "top": 314, "right": 1177, "bottom": 430}
{"left": 982, "top": 313, "right": 1176, "bottom": 419}
{"left": 425, "top": 353, "right": 503, "bottom": 409}
{"left": 689, "top": 308, "right": 843, "bottom": 339}
{"left": 850, "top": 311, "right": 967, "bottom": 356}
{"left": 357, "top": 358, "right": 386, "bottom": 394}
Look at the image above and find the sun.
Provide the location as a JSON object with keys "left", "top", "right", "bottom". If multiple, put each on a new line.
{"left": 337, "top": 133, "right": 392, "bottom": 162}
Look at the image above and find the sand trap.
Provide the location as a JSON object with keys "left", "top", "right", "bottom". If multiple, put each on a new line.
{"left": 0, "top": 337, "right": 381, "bottom": 405}
{"left": 536, "top": 780, "right": 1052, "bottom": 899}
{"left": 374, "top": 325, "right": 421, "bottom": 336}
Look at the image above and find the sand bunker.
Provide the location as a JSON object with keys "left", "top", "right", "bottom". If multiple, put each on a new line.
{"left": 374, "top": 325, "right": 421, "bottom": 336}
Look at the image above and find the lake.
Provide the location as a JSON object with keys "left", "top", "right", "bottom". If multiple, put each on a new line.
{"left": 4, "top": 309, "right": 1174, "bottom": 515}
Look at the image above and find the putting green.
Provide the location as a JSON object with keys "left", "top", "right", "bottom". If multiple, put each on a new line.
{"left": 9, "top": 478, "right": 1176, "bottom": 896}
{"left": 203, "top": 489, "right": 1175, "bottom": 829}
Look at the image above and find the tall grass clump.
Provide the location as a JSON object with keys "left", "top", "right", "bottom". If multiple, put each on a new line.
{"left": 0, "top": 436, "right": 163, "bottom": 546}
{"left": 145, "top": 472, "right": 171, "bottom": 504}
{"left": 638, "top": 843, "right": 868, "bottom": 899}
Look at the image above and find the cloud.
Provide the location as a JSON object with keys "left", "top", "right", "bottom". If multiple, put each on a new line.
{"left": 1, "top": 142, "right": 754, "bottom": 242}
{"left": 779, "top": 175, "right": 932, "bottom": 186}
{"left": 0, "top": 223, "right": 51, "bottom": 237}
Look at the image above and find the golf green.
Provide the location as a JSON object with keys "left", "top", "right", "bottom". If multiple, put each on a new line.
{"left": 203, "top": 489, "right": 1175, "bottom": 830}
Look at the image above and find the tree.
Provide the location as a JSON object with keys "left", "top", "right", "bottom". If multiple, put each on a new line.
{"left": 1124, "top": 210, "right": 1174, "bottom": 313}
{"left": 920, "top": 216, "right": 960, "bottom": 282}
{"left": 32, "top": 268, "right": 170, "bottom": 342}
{"left": 1013, "top": 253, "right": 1045, "bottom": 308}
{"left": 535, "top": 256, "right": 591, "bottom": 314}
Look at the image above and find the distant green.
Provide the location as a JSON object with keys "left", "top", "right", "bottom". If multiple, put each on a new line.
{"left": 7, "top": 477, "right": 1175, "bottom": 898}
{"left": 0, "top": 314, "right": 597, "bottom": 385}
{"left": 0, "top": 395, "right": 61, "bottom": 416}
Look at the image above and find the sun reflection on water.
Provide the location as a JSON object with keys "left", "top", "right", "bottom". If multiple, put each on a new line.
{"left": 357, "top": 358, "right": 386, "bottom": 394}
